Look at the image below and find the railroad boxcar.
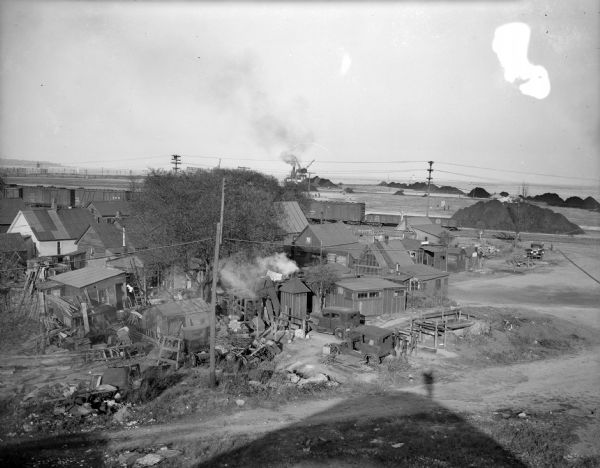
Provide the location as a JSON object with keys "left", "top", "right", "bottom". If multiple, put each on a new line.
{"left": 364, "top": 213, "right": 402, "bottom": 226}
{"left": 305, "top": 200, "right": 365, "bottom": 223}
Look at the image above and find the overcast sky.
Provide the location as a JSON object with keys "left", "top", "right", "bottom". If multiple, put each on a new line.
{"left": 0, "top": 0, "right": 598, "bottom": 187}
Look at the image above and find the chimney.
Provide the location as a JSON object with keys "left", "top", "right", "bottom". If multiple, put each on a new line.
{"left": 122, "top": 226, "right": 126, "bottom": 250}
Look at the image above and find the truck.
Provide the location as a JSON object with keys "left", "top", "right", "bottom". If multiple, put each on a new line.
{"left": 310, "top": 306, "right": 362, "bottom": 338}
{"left": 330, "top": 325, "right": 396, "bottom": 364}
{"left": 526, "top": 242, "right": 545, "bottom": 259}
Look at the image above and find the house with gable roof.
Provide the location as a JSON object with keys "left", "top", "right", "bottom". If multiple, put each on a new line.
{"left": 293, "top": 222, "right": 364, "bottom": 268}
{"left": 7, "top": 208, "right": 94, "bottom": 257}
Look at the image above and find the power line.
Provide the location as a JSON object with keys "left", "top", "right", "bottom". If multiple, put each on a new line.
{"left": 437, "top": 162, "right": 598, "bottom": 182}
{"left": 171, "top": 154, "right": 182, "bottom": 173}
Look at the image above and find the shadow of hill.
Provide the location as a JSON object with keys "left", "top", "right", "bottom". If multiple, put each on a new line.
{"left": 198, "top": 392, "right": 526, "bottom": 468}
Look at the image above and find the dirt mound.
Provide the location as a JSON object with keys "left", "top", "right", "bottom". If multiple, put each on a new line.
{"left": 451, "top": 200, "right": 584, "bottom": 234}
{"left": 467, "top": 187, "right": 491, "bottom": 198}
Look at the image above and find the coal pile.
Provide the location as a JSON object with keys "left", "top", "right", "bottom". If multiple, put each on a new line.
{"left": 379, "top": 181, "right": 464, "bottom": 195}
{"left": 527, "top": 193, "right": 600, "bottom": 212}
{"left": 309, "top": 176, "right": 338, "bottom": 189}
{"left": 467, "top": 187, "right": 491, "bottom": 198}
{"left": 451, "top": 200, "right": 584, "bottom": 234}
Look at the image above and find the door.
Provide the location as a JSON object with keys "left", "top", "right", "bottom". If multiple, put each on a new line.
{"left": 115, "top": 283, "right": 124, "bottom": 309}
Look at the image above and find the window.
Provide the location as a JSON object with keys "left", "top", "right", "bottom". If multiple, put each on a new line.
{"left": 357, "top": 292, "right": 368, "bottom": 299}
{"left": 393, "top": 290, "right": 403, "bottom": 297}
{"left": 306, "top": 236, "right": 311, "bottom": 245}
{"left": 337, "top": 286, "right": 344, "bottom": 295}
{"left": 368, "top": 291, "right": 380, "bottom": 298}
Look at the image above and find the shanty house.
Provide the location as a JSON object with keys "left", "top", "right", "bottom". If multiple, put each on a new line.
{"left": 279, "top": 277, "right": 312, "bottom": 325}
{"left": 274, "top": 201, "right": 309, "bottom": 245}
{"left": 327, "top": 277, "right": 406, "bottom": 316}
{"left": 48, "top": 266, "right": 127, "bottom": 309}
{"left": 86, "top": 201, "right": 132, "bottom": 224}
{"left": 395, "top": 264, "right": 449, "bottom": 305}
{"left": 142, "top": 297, "right": 210, "bottom": 339}
{"left": 0, "top": 198, "right": 26, "bottom": 233}
{"left": 411, "top": 223, "right": 452, "bottom": 244}
{"left": 293, "top": 223, "right": 364, "bottom": 267}
{"left": 417, "top": 245, "right": 448, "bottom": 271}
{"left": 76, "top": 222, "right": 134, "bottom": 267}
{"left": 355, "top": 239, "right": 415, "bottom": 276}
{"left": 7, "top": 208, "right": 94, "bottom": 256}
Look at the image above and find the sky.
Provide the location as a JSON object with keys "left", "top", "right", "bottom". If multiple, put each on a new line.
{"left": 0, "top": 0, "right": 598, "bottom": 189}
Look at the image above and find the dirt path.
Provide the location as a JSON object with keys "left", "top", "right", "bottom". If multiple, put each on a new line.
{"left": 92, "top": 346, "right": 598, "bottom": 456}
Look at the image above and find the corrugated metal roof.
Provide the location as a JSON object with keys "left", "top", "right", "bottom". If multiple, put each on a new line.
{"left": 336, "top": 277, "right": 403, "bottom": 291}
{"left": 19, "top": 208, "right": 94, "bottom": 241}
{"left": 87, "top": 201, "right": 132, "bottom": 217}
{"left": 51, "top": 266, "right": 125, "bottom": 288}
{"left": 274, "top": 201, "right": 309, "bottom": 234}
{"left": 0, "top": 199, "right": 26, "bottom": 225}
{"left": 0, "top": 233, "right": 27, "bottom": 252}
{"left": 373, "top": 240, "right": 414, "bottom": 268}
{"left": 303, "top": 223, "right": 358, "bottom": 247}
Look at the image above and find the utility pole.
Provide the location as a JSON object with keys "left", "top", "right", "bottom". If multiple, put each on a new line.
{"left": 209, "top": 178, "right": 225, "bottom": 387}
{"left": 425, "top": 161, "right": 434, "bottom": 218}
{"left": 171, "top": 154, "right": 181, "bottom": 173}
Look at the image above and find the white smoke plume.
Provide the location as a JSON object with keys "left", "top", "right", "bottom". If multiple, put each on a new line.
{"left": 219, "top": 253, "right": 299, "bottom": 297}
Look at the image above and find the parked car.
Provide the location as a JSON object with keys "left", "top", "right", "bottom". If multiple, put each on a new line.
{"left": 332, "top": 325, "right": 396, "bottom": 364}
{"left": 310, "top": 306, "right": 362, "bottom": 339}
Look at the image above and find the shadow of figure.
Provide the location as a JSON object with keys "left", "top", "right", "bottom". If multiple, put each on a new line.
{"left": 198, "top": 392, "right": 527, "bottom": 468}
{"left": 423, "top": 369, "right": 434, "bottom": 399}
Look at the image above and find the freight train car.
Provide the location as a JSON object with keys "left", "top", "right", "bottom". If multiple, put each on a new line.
{"left": 22, "top": 186, "right": 74, "bottom": 207}
{"left": 364, "top": 213, "right": 403, "bottom": 226}
{"left": 304, "top": 200, "right": 365, "bottom": 223}
{"left": 1, "top": 185, "right": 23, "bottom": 199}
{"left": 74, "top": 188, "right": 132, "bottom": 206}
{"left": 7, "top": 184, "right": 134, "bottom": 208}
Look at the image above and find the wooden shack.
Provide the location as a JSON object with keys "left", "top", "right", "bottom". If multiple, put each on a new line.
{"left": 279, "top": 278, "right": 312, "bottom": 325}
{"left": 327, "top": 277, "right": 406, "bottom": 317}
